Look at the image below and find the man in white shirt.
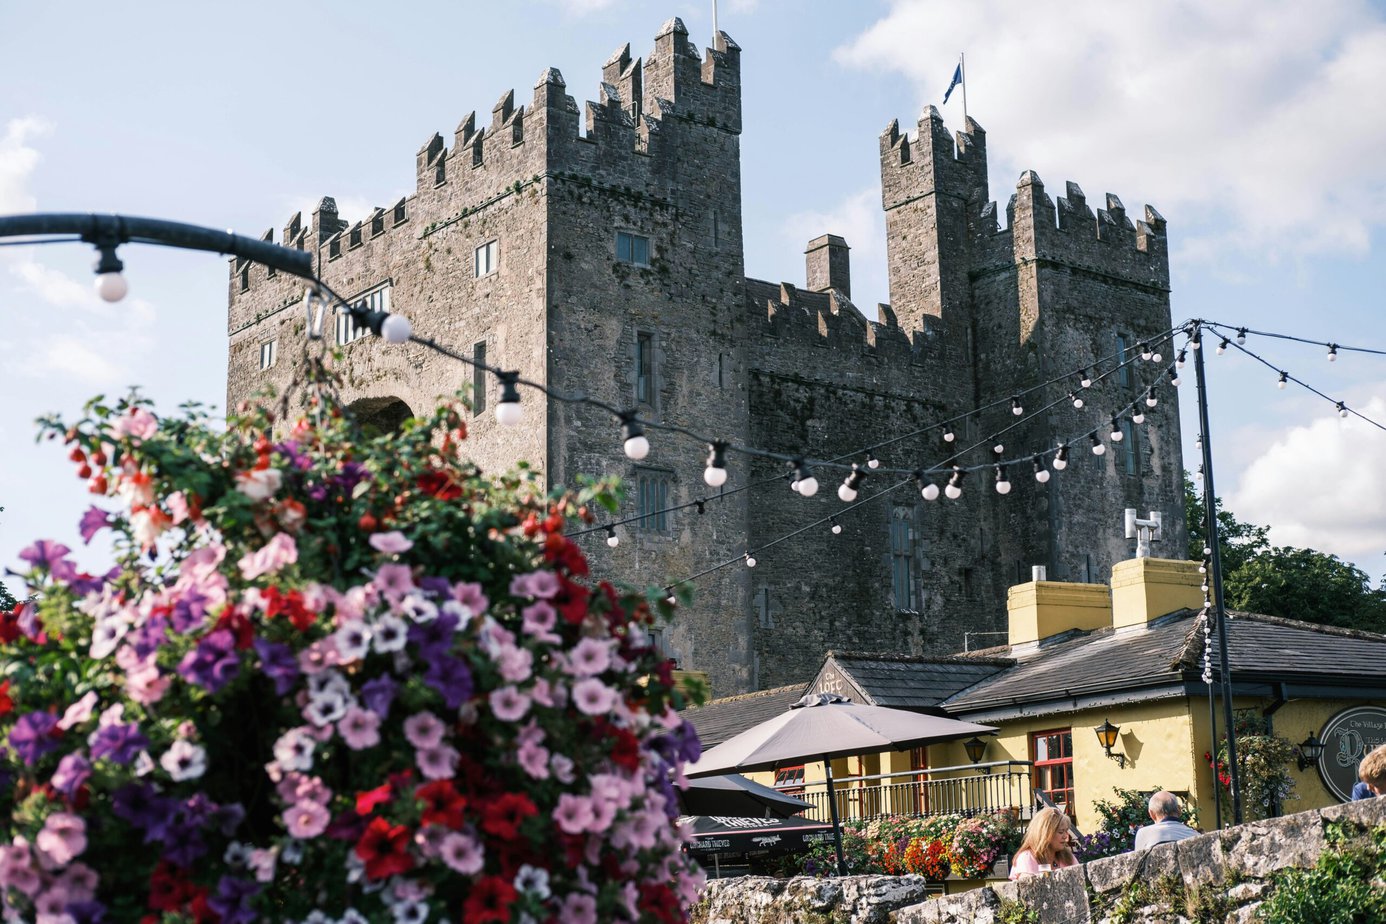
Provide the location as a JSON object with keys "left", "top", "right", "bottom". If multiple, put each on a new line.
{"left": 1133, "top": 791, "right": 1200, "bottom": 851}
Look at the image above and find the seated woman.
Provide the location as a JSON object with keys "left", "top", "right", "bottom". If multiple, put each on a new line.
{"left": 1010, "top": 807, "right": 1079, "bottom": 879}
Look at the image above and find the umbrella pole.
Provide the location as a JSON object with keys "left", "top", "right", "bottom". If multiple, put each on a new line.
{"left": 823, "top": 754, "right": 847, "bottom": 876}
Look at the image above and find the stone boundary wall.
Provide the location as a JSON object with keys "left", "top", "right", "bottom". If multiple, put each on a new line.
{"left": 691, "top": 797, "right": 1386, "bottom": 924}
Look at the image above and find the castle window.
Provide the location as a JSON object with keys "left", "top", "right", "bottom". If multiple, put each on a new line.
{"left": 371, "top": 212, "right": 384, "bottom": 237}
{"left": 393, "top": 201, "right": 407, "bottom": 225}
{"left": 1121, "top": 419, "right": 1139, "bottom": 475}
{"left": 711, "top": 211, "right": 720, "bottom": 249}
{"left": 337, "top": 282, "right": 392, "bottom": 346}
{"left": 239, "top": 265, "right": 250, "bottom": 292}
{"left": 472, "top": 341, "right": 487, "bottom": 415}
{"left": 616, "top": 231, "right": 650, "bottom": 267}
{"left": 635, "top": 470, "right": 671, "bottom": 532}
{"left": 635, "top": 331, "right": 655, "bottom": 406}
{"left": 435, "top": 156, "right": 446, "bottom": 186}
{"left": 1116, "top": 332, "right": 1131, "bottom": 388}
{"left": 349, "top": 224, "right": 363, "bottom": 249}
{"left": 259, "top": 339, "right": 277, "bottom": 370}
{"left": 475, "top": 240, "right": 499, "bottom": 278}
{"left": 328, "top": 236, "right": 342, "bottom": 260}
{"left": 890, "top": 505, "right": 915, "bottom": 611}
{"left": 961, "top": 567, "right": 976, "bottom": 599}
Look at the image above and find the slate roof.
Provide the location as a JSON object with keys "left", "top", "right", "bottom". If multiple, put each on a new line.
{"left": 680, "top": 683, "right": 808, "bottom": 748}
{"left": 811, "top": 651, "right": 1011, "bottom": 710}
{"left": 940, "top": 609, "right": 1386, "bottom": 720}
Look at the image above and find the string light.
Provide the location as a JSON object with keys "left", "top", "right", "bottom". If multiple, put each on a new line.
{"left": 1235, "top": 328, "right": 1247, "bottom": 345}
{"left": 992, "top": 442, "right": 1005, "bottom": 455}
{"left": 792, "top": 460, "right": 819, "bottom": 497}
{"left": 1032, "top": 455, "right": 1050, "bottom": 483}
{"left": 620, "top": 414, "right": 650, "bottom": 461}
{"left": 1052, "top": 444, "right": 1069, "bottom": 471}
{"left": 1337, "top": 401, "right": 1349, "bottom": 419}
{"left": 1277, "top": 371, "right": 1288, "bottom": 389}
{"left": 1145, "top": 387, "right": 1158, "bottom": 408}
{"left": 1131, "top": 408, "right": 1145, "bottom": 425}
{"left": 605, "top": 527, "right": 619, "bottom": 548}
{"left": 744, "top": 552, "right": 757, "bottom": 568}
{"left": 830, "top": 516, "right": 843, "bottom": 535}
{"left": 1091, "top": 433, "right": 1106, "bottom": 456}
{"left": 944, "top": 467, "right": 966, "bottom": 500}
{"left": 865, "top": 452, "right": 880, "bottom": 470}
{"left": 1190, "top": 332, "right": 1202, "bottom": 351}
{"left": 704, "top": 441, "right": 728, "bottom": 487}
{"left": 1078, "top": 368, "right": 1093, "bottom": 389}
{"left": 1011, "top": 396, "right": 1023, "bottom": 416}
{"left": 1109, "top": 416, "right": 1123, "bottom": 442}
{"left": 1169, "top": 368, "right": 1182, "bottom": 387}
{"left": 994, "top": 465, "right": 1011, "bottom": 495}
{"left": 1328, "top": 344, "right": 1338, "bottom": 362}
{"left": 838, "top": 464, "right": 867, "bottom": 502}
{"left": 1070, "top": 392, "right": 1084, "bottom": 409}
{"left": 1216, "top": 338, "right": 1228, "bottom": 355}
{"left": 1176, "top": 350, "right": 1187, "bottom": 369}
{"left": 495, "top": 372, "right": 523, "bottom": 427}
{"left": 916, "top": 470, "right": 940, "bottom": 501}
{"left": 1139, "top": 341, "right": 1153, "bottom": 361}
{"left": 666, "top": 588, "right": 677, "bottom": 605}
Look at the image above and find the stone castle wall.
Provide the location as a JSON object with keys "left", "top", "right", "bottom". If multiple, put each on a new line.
{"left": 227, "top": 16, "right": 1187, "bottom": 696}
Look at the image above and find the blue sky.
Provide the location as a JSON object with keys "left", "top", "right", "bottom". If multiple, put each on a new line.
{"left": 3, "top": 0, "right": 1385, "bottom": 598}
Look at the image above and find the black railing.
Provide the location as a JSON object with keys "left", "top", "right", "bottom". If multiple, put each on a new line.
{"left": 778, "top": 761, "right": 1034, "bottom": 824}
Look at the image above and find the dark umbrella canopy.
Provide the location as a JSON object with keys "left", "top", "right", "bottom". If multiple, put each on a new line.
{"left": 679, "top": 814, "right": 835, "bottom": 857}
{"left": 677, "top": 773, "right": 813, "bottom": 819}
{"left": 685, "top": 692, "right": 998, "bottom": 778}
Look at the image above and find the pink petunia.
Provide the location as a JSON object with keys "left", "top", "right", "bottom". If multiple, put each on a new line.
{"left": 338, "top": 706, "right": 381, "bottom": 750}
{"left": 438, "top": 831, "right": 484, "bottom": 875}
{"left": 553, "top": 794, "right": 595, "bottom": 835}
{"left": 510, "top": 570, "right": 561, "bottom": 600}
{"left": 283, "top": 800, "right": 330, "bottom": 839}
{"left": 520, "top": 601, "right": 560, "bottom": 642}
{"left": 402, "top": 712, "right": 445, "bottom": 750}
{"left": 416, "top": 744, "right": 460, "bottom": 780}
{"left": 495, "top": 644, "right": 533, "bottom": 684}
{"left": 238, "top": 532, "right": 298, "bottom": 580}
{"left": 373, "top": 563, "right": 415, "bottom": 598}
{"left": 566, "top": 638, "right": 612, "bottom": 677}
{"left": 571, "top": 677, "right": 617, "bottom": 716}
{"left": 488, "top": 686, "right": 531, "bottom": 723}
{"left": 110, "top": 406, "right": 158, "bottom": 441}
{"left": 57, "top": 692, "right": 98, "bottom": 731}
{"left": 368, "top": 531, "right": 413, "bottom": 555}
{"left": 559, "top": 892, "right": 598, "bottom": 924}
{"left": 452, "top": 581, "right": 489, "bottom": 616}
{"left": 517, "top": 741, "right": 550, "bottom": 780}
{"left": 35, "top": 813, "right": 87, "bottom": 866}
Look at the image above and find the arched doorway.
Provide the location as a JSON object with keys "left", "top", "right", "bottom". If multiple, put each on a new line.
{"left": 348, "top": 396, "right": 414, "bottom": 438}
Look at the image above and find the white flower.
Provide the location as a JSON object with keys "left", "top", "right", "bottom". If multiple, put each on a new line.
{"left": 273, "top": 728, "right": 316, "bottom": 772}
{"left": 514, "top": 865, "right": 551, "bottom": 900}
{"left": 89, "top": 615, "right": 132, "bottom": 660}
{"left": 134, "top": 751, "right": 155, "bottom": 776}
{"left": 223, "top": 842, "right": 252, "bottom": 867}
{"left": 305, "top": 691, "right": 348, "bottom": 727}
{"left": 372, "top": 614, "right": 409, "bottom": 653}
{"left": 340, "top": 911, "right": 369, "bottom": 924}
{"left": 160, "top": 739, "right": 208, "bottom": 781}
{"left": 308, "top": 669, "right": 351, "bottom": 700}
{"left": 334, "top": 620, "right": 372, "bottom": 662}
{"left": 235, "top": 467, "right": 283, "bottom": 501}
{"left": 401, "top": 594, "right": 438, "bottom": 624}
{"left": 391, "top": 901, "right": 428, "bottom": 924}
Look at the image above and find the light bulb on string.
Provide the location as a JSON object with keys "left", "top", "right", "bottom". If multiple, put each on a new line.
{"left": 1152, "top": 350, "right": 1163, "bottom": 363}
{"left": 495, "top": 372, "right": 524, "bottom": 427}
{"left": 838, "top": 464, "right": 866, "bottom": 502}
{"left": 1139, "top": 341, "right": 1153, "bottom": 361}
{"left": 944, "top": 467, "right": 966, "bottom": 500}
{"left": 994, "top": 465, "right": 1011, "bottom": 495}
{"left": 1052, "top": 444, "right": 1069, "bottom": 471}
{"left": 1078, "top": 368, "right": 1092, "bottom": 389}
{"left": 1070, "top": 392, "right": 1084, "bottom": 409}
{"left": 942, "top": 426, "right": 956, "bottom": 443}
{"left": 1145, "top": 387, "right": 1158, "bottom": 408}
{"left": 1328, "top": 344, "right": 1339, "bottom": 362}
{"left": 1195, "top": 436, "right": 1202, "bottom": 452}
{"left": 830, "top": 517, "right": 843, "bottom": 535}
{"left": 1132, "top": 408, "right": 1145, "bottom": 425}
{"left": 381, "top": 314, "right": 413, "bottom": 344}
{"left": 1203, "top": 547, "right": 1212, "bottom": 557}
{"left": 1011, "top": 396, "right": 1023, "bottom": 416}
{"left": 1190, "top": 332, "right": 1202, "bottom": 351}
{"left": 1176, "top": 350, "right": 1187, "bottom": 369}
{"left": 1216, "top": 338, "right": 1228, "bottom": 355}
{"left": 1032, "top": 455, "right": 1051, "bottom": 483}
{"left": 744, "top": 552, "right": 757, "bottom": 568}
{"left": 1169, "top": 369, "right": 1181, "bottom": 387}
{"left": 1277, "top": 371, "right": 1288, "bottom": 389}
{"left": 93, "top": 244, "right": 127, "bottom": 303}
{"left": 665, "top": 587, "right": 677, "bottom": 605}
{"left": 916, "top": 470, "right": 940, "bottom": 501}
{"left": 620, "top": 415, "right": 650, "bottom": 461}
{"left": 605, "top": 527, "right": 619, "bottom": 548}
{"left": 993, "top": 442, "right": 1005, "bottom": 455}
{"left": 1236, "top": 328, "right": 1247, "bottom": 345}
{"left": 1091, "top": 433, "right": 1107, "bottom": 456}
{"left": 704, "top": 441, "right": 728, "bottom": 487}
{"left": 1337, "top": 401, "right": 1349, "bottom": 419}
{"left": 865, "top": 452, "right": 880, "bottom": 470}
{"left": 1109, "top": 416, "right": 1123, "bottom": 442}
{"left": 792, "top": 460, "right": 818, "bottom": 497}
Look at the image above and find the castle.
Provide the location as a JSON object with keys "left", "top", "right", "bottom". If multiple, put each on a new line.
{"left": 226, "top": 17, "right": 1187, "bottom": 698}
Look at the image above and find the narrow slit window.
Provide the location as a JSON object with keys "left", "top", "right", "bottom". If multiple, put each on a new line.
{"left": 636, "top": 331, "right": 654, "bottom": 406}
{"left": 472, "top": 342, "right": 487, "bottom": 415}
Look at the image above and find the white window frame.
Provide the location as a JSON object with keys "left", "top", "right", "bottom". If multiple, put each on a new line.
{"left": 337, "top": 282, "right": 391, "bottom": 346}
{"left": 474, "top": 239, "right": 499, "bottom": 278}
{"left": 259, "top": 339, "right": 277, "bottom": 370}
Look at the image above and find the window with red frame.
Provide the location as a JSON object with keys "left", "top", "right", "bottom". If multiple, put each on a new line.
{"left": 1030, "top": 729, "right": 1075, "bottom": 814}
{"left": 910, "top": 746, "right": 930, "bottom": 814}
{"left": 774, "top": 763, "right": 806, "bottom": 797}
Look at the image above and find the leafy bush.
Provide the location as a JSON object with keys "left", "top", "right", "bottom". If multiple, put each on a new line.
{"left": 1209, "top": 710, "right": 1296, "bottom": 821}
{"left": 1077, "top": 785, "right": 1201, "bottom": 861}
{"left": 1257, "top": 821, "right": 1386, "bottom": 923}
{"left": 950, "top": 813, "right": 1021, "bottom": 879}
{"left": 0, "top": 391, "right": 704, "bottom": 923}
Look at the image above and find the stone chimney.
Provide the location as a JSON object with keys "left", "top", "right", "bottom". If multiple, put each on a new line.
{"left": 805, "top": 234, "right": 851, "bottom": 298}
{"left": 1110, "top": 558, "right": 1204, "bottom": 632}
{"left": 1006, "top": 580, "right": 1111, "bottom": 653}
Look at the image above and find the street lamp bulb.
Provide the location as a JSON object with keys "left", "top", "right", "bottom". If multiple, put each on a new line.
{"left": 623, "top": 434, "right": 650, "bottom": 461}
{"left": 495, "top": 400, "right": 523, "bottom": 427}
{"left": 944, "top": 483, "right": 962, "bottom": 500}
{"left": 606, "top": 533, "right": 619, "bottom": 548}
{"left": 921, "top": 482, "right": 940, "bottom": 501}
{"left": 796, "top": 476, "right": 819, "bottom": 497}
{"left": 95, "top": 272, "right": 128, "bottom": 303}
{"left": 704, "top": 465, "right": 728, "bottom": 487}
{"left": 381, "top": 314, "right": 413, "bottom": 343}
{"left": 838, "top": 483, "right": 858, "bottom": 502}
{"left": 831, "top": 523, "right": 843, "bottom": 534}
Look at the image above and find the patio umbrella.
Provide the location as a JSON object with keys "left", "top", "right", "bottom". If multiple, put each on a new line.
{"left": 685, "top": 692, "right": 998, "bottom": 876}
{"left": 677, "top": 773, "right": 814, "bottom": 818}
{"left": 679, "top": 814, "right": 834, "bottom": 857}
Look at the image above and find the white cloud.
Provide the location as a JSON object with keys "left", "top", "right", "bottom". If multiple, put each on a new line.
{"left": 834, "top": 0, "right": 1386, "bottom": 263}
{"left": 1228, "top": 393, "right": 1386, "bottom": 572}
{"left": 0, "top": 116, "right": 51, "bottom": 213}
{"left": 779, "top": 187, "right": 887, "bottom": 316}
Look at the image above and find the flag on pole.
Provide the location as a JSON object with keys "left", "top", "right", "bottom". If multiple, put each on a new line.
{"left": 943, "top": 63, "right": 963, "bottom": 104}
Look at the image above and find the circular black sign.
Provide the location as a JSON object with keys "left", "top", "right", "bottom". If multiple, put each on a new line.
{"left": 1317, "top": 706, "right": 1386, "bottom": 802}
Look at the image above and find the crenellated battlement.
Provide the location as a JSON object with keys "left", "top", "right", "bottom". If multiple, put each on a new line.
{"left": 880, "top": 107, "right": 988, "bottom": 211}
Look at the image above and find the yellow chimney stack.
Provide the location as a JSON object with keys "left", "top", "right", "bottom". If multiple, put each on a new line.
{"left": 1007, "top": 580, "right": 1113, "bottom": 649}
{"left": 1110, "top": 557, "right": 1204, "bottom": 631}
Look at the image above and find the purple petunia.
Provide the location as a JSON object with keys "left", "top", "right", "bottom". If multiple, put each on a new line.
{"left": 67, "top": 901, "right": 106, "bottom": 924}
{"left": 10, "top": 711, "right": 61, "bottom": 765}
{"left": 361, "top": 675, "right": 398, "bottom": 718}
{"left": 128, "top": 615, "right": 169, "bottom": 659}
{"left": 408, "top": 611, "right": 459, "bottom": 657}
{"left": 422, "top": 654, "right": 473, "bottom": 710}
{"left": 112, "top": 783, "right": 180, "bottom": 844}
{"left": 418, "top": 576, "right": 452, "bottom": 599}
{"left": 253, "top": 638, "right": 300, "bottom": 696}
{"left": 18, "top": 539, "right": 79, "bottom": 583}
{"left": 170, "top": 589, "right": 212, "bottom": 633}
{"left": 51, "top": 752, "right": 92, "bottom": 798}
{"left": 208, "top": 876, "right": 261, "bottom": 924}
{"left": 78, "top": 507, "right": 112, "bottom": 545}
{"left": 89, "top": 721, "right": 150, "bottom": 766}
{"left": 274, "top": 440, "right": 313, "bottom": 471}
{"left": 177, "top": 629, "right": 240, "bottom": 692}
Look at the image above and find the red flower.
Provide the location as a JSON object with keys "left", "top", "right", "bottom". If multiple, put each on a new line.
{"left": 262, "top": 586, "right": 314, "bottom": 632}
{"left": 147, "top": 861, "right": 194, "bottom": 912}
{"left": 0, "top": 604, "right": 23, "bottom": 644}
{"left": 556, "top": 577, "right": 590, "bottom": 626}
{"left": 355, "top": 782, "right": 393, "bottom": 816}
{"left": 0, "top": 679, "right": 12, "bottom": 718}
{"left": 416, "top": 779, "right": 466, "bottom": 830}
{"left": 480, "top": 792, "right": 538, "bottom": 840}
{"left": 462, "top": 876, "right": 519, "bottom": 924}
{"left": 609, "top": 727, "right": 641, "bottom": 773}
{"left": 355, "top": 817, "right": 415, "bottom": 881}
{"left": 214, "top": 605, "right": 255, "bottom": 649}
{"left": 639, "top": 882, "right": 681, "bottom": 924}
{"left": 544, "top": 533, "right": 589, "bottom": 577}
{"left": 416, "top": 471, "right": 462, "bottom": 501}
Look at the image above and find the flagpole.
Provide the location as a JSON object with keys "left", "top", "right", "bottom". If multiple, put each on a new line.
{"left": 712, "top": 0, "right": 719, "bottom": 42}
{"left": 960, "top": 52, "right": 968, "bottom": 125}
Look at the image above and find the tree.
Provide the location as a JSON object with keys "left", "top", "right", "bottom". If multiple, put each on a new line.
{"left": 1224, "top": 547, "right": 1386, "bottom": 633}
{"left": 0, "top": 507, "right": 17, "bottom": 611}
{"left": 1184, "top": 474, "right": 1269, "bottom": 574}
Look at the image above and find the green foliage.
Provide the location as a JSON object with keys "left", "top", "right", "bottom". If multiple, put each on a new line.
{"left": 0, "top": 507, "right": 16, "bottom": 612}
{"left": 998, "top": 898, "right": 1039, "bottom": 924}
{"left": 1212, "top": 711, "right": 1297, "bottom": 821}
{"left": 1184, "top": 473, "right": 1386, "bottom": 632}
{"left": 1257, "top": 821, "right": 1386, "bottom": 923}
{"left": 1078, "top": 785, "right": 1201, "bottom": 860}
